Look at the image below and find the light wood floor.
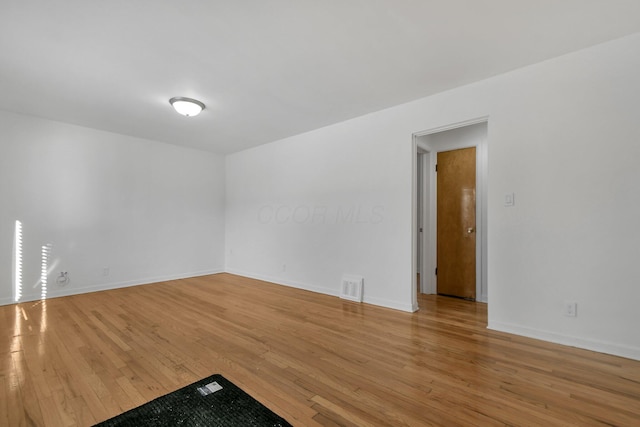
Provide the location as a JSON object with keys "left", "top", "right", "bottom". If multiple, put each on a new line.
{"left": 2, "top": 274, "right": 639, "bottom": 426}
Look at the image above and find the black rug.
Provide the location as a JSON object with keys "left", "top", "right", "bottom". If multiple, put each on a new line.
{"left": 94, "top": 374, "right": 293, "bottom": 427}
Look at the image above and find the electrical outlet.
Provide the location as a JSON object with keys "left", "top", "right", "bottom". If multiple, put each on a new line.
{"left": 504, "top": 193, "right": 515, "bottom": 207}
{"left": 564, "top": 301, "right": 577, "bottom": 317}
{"left": 102, "top": 267, "right": 110, "bottom": 276}
{"left": 56, "top": 271, "right": 70, "bottom": 287}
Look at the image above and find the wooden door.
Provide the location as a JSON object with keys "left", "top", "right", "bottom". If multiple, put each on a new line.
{"left": 437, "top": 147, "right": 476, "bottom": 300}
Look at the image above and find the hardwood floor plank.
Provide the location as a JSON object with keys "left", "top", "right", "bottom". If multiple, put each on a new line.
{"left": 47, "top": 330, "right": 112, "bottom": 423}
{"left": 2, "top": 273, "right": 640, "bottom": 426}
{"left": 309, "top": 395, "right": 380, "bottom": 427}
{"left": 11, "top": 350, "right": 46, "bottom": 427}
{"left": 0, "top": 375, "right": 10, "bottom": 426}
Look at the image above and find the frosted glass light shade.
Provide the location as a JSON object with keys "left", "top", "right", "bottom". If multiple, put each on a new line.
{"left": 169, "top": 97, "right": 205, "bottom": 116}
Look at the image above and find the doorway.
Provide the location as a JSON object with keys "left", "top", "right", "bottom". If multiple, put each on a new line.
{"left": 412, "top": 119, "right": 488, "bottom": 309}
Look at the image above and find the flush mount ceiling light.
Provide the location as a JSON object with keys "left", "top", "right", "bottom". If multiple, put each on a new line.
{"left": 169, "top": 97, "right": 205, "bottom": 117}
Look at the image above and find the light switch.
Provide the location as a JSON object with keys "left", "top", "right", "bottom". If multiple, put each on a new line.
{"left": 504, "top": 193, "right": 515, "bottom": 207}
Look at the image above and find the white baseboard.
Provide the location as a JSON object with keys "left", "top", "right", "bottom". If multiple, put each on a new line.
{"left": 0, "top": 296, "right": 15, "bottom": 306}
{"left": 365, "top": 295, "right": 416, "bottom": 312}
{"left": 1, "top": 268, "right": 224, "bottom": 306}
{"left": 224, "top": 268, "right": 339, "bottom": 297}
{"left": 225, "top": 268, "right": 415, "bottom": 313}
{"left": 488, "top": 321, "right": 640, "bottom": 361}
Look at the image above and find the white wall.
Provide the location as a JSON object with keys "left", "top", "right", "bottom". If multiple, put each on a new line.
{"left": 225, "top": 118, "right": 411, "bottom": 310}
{"left": 0, "top": 110, "right": 226, "bottom": 304}
{"left": 225, "top": 33, "right": 640, "bottom": 360}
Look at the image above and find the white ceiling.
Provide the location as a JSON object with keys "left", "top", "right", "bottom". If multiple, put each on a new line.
{"left": 2, "top": 1, "right": 640, "bottom": 154}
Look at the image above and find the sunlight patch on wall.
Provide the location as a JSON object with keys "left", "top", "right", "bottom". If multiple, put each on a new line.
{"left": 41, "top": 244, "right": 52, "bottom": 300}
{"left": 13, "top": 220, "right": 23, "bottom": 302}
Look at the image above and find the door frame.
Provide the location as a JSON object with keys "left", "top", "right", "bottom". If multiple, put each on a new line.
{"left": 411, "top": 117, "right": 488, "bottom": 310}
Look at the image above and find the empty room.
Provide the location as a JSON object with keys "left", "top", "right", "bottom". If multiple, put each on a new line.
{"left": 1, "top": 1, "right": 640, "bottom": 426}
